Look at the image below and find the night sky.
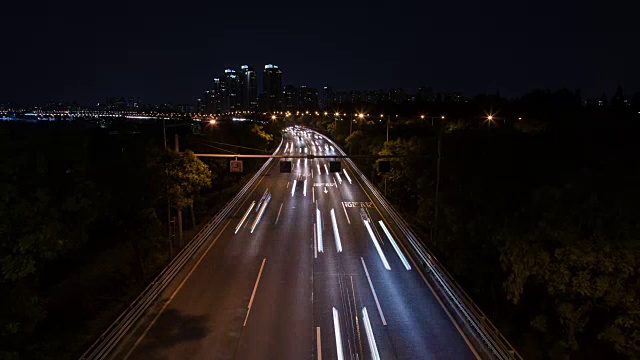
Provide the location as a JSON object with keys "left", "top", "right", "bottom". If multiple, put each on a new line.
{"left": 2, "top": 0, "right": 638, "bottom": 104}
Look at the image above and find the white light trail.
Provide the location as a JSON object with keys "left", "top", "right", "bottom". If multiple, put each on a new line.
{"left": 342, "top": 169, "right": 352, "bottom": 184}
{"left": 330, "top": 209, "right": 342, "bottom": 252}
{"left": 378, "top": 220, "right": 411, "bottom": 270}
{"left": 332, "top": 307, "right": 344, "bottom": 360}
{"left": 362, "top": 307, "right": 381, "bottom": 360}
{"left": 303, "top": 179, "right": 307, "bottom": 197}
{"left": 316, "top": 208, "right": 324, "bottom": 252}
{"left": 235, "top": 201, "right": 255, "bottom": 234}
{"left": 251, "top": 198, "right": 269, "bottom": 233}
{"left": 291, "top": 180, "right": 297, "bottom": 197}
{"left": 257, "top": 189, "right": 268, "bottom": 212}
{"left": 364, "top": 220, "right": 391, "bottom": 270}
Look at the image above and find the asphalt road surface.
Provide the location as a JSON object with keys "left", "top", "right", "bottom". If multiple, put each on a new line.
{"left": 124, "top": 127, "right": 477, "bottom": 360}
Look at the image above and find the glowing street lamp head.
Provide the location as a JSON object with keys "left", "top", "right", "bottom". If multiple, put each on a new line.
{"left": 487, "top": 115, "right": 493, "bottom": 121}
{"left": 271, "top": 115, "right": 276, "bottom": 120}
{"left": 358, "top": 113, "right": 365, "bottom": 119}
{"left": 441, "top": 115, "right": 445, "bottom": 119}
{"left": 324, "top": 112, "right": 328, "bottom": 116}
{"left": 420, "top": 115, "right": 425, "bottom": 119}
{"left": 335, "top": 112, "right": 340, "bottom": 116}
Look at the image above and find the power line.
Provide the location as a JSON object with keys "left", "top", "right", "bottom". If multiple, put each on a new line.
{"left": 195, "top": 139, "right": 271, "bottom": 153}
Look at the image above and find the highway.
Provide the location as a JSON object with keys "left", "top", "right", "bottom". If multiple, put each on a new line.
{"left": 122, "top": 127, "right": 477, "bottom": 360}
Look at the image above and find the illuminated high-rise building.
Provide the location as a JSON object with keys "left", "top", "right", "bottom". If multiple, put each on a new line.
{"left": 263, "top": 64, "right": 283, "bottom": 111}
{"left": 240, "top": 65, "right": 258, "bottom": 111}
{"left": 222, "top": 68, "right": 241, "bottom": 112}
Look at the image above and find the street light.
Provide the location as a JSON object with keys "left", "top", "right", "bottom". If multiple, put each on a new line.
{"left": 271, "top": 115, "right": 276, "bottom": 120}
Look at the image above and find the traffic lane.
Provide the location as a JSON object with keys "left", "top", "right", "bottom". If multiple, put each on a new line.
{"left": 313, "top": 168, "right": 397, "bottom": 360}
{"left": 316, "top": 159, "right": 476, "bottom": 359}
{"left": 339, "top": 164, "right": 477, "bottom": 359}
{"left": 319, "top": 164, "right": 399, "bottom": 359}
{"left": 234, "top": 155, "right": 315, "bottom": 359}
{"left": 127, "top": 148, "right": 293, "bottom": 360}
{"left": 127, "top": 167, "right": 282, "bottom": 360}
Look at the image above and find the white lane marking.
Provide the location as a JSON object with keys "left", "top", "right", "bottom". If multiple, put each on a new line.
{"left": 336, "top": 173, "right": 343, "bottom": 184}
{"left": 324, "top": 163, "right": 329, "bottom": 175}
{"left": 341, "top": 202, "right": 351, "bottom": 225}
{"left": 314, "top": 222, "right": 318, "bottom": 259}
{"left": 250, "top": 197, "right": 269, "bottom": 233}
{"left": 291, "top": 179, "right": 297, "bottom": 197}
{"left": 361, "top": 257, "right": 387, "bottom": 325}
{"left": 275, "top": 202, "right": 283, "bottom": 225}
{"left": 330, "top": 209, "right": 342, "bottom": 253}
{"left": 362, "top": 307, "right": 381, "bottom": 360}
{"left": 235, "top": 201, "right": 256, "bottom": 234}
{"left": 364, "top": 220, "right": 391, "bottom": 270}
{"left": 317, "top": 327, "right": 322, "bottom": 360}
{"left": 244, "top": 258, "right": 266, "bottom": 326}
{"left": 317, "top": 164, "right": 321, "bottom": 176}
{"left": 316, "top": 208, "right": 323, "bottom": 252}
{"left": 342, "top": 169, "right": 352, "bottom": 184}
{"left": 312, "top": 169, "right": 314, "bottom": 178}
{"left": 286, "top": 181, "right": 290, "bottom": 189}
{"left": 332, "top": 307, "right": 344, "bottom": 360}
{"left": 378, "top": 220, "right": 411, "bottom": 270}
{"left": 312, "top": 186, "right": 315, "bottom": 203}
{"left": 304, "top": 179, "right": 307, "bottom": 197}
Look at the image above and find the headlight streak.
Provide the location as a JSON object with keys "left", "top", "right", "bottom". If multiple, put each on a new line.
{"left": 330, "top": 209, "right": 342, "bottom": 252}
{"left": 342, "top": 169, "right": 352, "bottom": 184}
{"left": 316, "top": 208, "right": 324, "bottom": 252}
{"left": 235, "top": 201, "right": 255, "bottom": 234}
{"left": 378, "top": 220, "right": 411, "bottom": 270}
{"left": 362, "top": 307, "right": 381, "bottom": 360}
{"left": 364, "top": 220, "right": 391, "bottom": 270}
{"left": 332, "top": 307, "right": 344, "bottom": 360}
{"left": 250, "top": 195, "right": 270, "bottom": 233}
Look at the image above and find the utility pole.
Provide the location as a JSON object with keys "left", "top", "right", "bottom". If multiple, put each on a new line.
{"left": 175, "top": 134, "right": 183, "bottom": 247}
{"left": 433, "top": 125, "right": 442, "bottom": 243}
{"left": 163, "top": 119, "right": 173, "bottom": 258}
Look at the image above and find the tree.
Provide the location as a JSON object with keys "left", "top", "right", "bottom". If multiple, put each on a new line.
{"left": 499, "top": 184, "right": 640, "bottom": 359}
{"left": 166, "top": 150, "right": 212, "bottom": 247}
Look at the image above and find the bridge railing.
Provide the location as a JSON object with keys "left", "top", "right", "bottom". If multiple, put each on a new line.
{"left": 321, "top": 131, "right": 523, "bottom": 360}
{"left": 79, "top": 139, "right": 283, "bottom": 360}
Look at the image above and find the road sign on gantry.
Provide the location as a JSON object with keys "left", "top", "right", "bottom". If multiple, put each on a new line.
{"left": 230, "top": 160, "right": 243, "bottom": 173}
{"left": 280, "top": 160, "right": 292, "bottom": 173}
{"left": 329, "top": 161, "right": 341, "bottom": 173}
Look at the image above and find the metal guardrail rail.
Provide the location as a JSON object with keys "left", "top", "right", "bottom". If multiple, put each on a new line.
{"left": 320, "top": 131, "right": 523, "bottom": 360}
{"left": 79, "top": 139, "right": 283, "bottom": 360}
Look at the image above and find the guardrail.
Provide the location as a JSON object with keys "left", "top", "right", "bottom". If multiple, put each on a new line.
{"left": 80, "top": 139, "right": 283, "bottom": 360}
{"left": 319, "top": 131, "right": 523, "bottom": 360}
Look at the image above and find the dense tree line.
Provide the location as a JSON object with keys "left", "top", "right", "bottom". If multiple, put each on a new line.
{"left": 0, "top": 118, "right": 277, "bottom": 359}
{"left": 304, "top": 90, "right": 640, "bottom": 359}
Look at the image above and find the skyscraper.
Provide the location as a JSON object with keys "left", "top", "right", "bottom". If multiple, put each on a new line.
{"left": 240, "top": 65, "right": 258, "bottom": 111}
{"left": 263, "top": 64, "right": 283, "bottom": 111}
{"left": 222, "top": 68, "right": 241, "bottom": 112}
